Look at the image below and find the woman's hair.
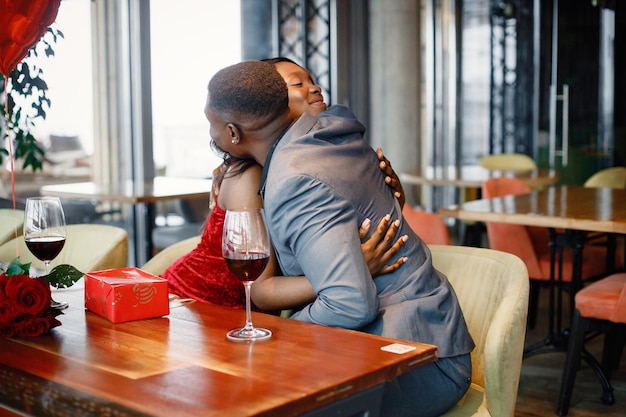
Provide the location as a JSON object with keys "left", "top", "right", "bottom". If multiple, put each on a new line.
{"left": 209, "top": 139, "right": 255, "bottom": 179}
{"left": 260, "top": 56, "right": 300, "bottom": 66}
{"left": 261, "top": 56, "right": 319, "bottom": 85}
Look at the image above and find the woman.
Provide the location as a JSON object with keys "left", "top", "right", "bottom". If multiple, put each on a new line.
{"left": 162, "top": 58, "right": 406, "bottom": 310}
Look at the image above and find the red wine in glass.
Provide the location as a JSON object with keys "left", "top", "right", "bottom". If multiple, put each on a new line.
{"left": 24, "top": 196, "right": 68, "bottom": 310}
{"left": 25, "top": 236, "right": 66, "bottom": 263}
{"left": 222, "top": 208, "right": 272, "bottom": 341}
{"left": 224, "top": 253, "right": 269, "bottom": 282}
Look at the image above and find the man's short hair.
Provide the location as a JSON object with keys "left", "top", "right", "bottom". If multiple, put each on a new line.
{"left": 208, "top": 60, "right": 288, "bottom": 122}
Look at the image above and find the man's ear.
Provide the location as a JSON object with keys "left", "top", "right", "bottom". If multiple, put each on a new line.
{"left": 227, "top": 123, "right": 241, "bottom": 145}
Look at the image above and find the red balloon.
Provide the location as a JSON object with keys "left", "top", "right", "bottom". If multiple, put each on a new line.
{"left": 0, "top": 0, "right": 61, "bottom": 76}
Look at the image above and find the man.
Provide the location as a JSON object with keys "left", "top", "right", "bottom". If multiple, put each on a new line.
{"left": 205, "top": 60, "right": 474, "bottom": 417}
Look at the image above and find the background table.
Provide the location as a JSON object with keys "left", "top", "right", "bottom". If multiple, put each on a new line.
{"left": 401, "top": 166, "right": 560, "bottom": 245}
{"left": 438, "top": 186, "right": 626, "bottom": 234}
{"left": 439, "top": 186, "right": 626, "bottom": 356}
{"left": 40, "top": 177, "right": 213, "bottom": 265}
{"left": 401, "top": 165, "right": 560, "bottom": 190}
{"left": 0, "top": 285, "right": 437, "bottom": 417}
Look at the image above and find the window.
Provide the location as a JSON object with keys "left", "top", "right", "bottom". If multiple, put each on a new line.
{"left": 30, "top": 0, "right": 94, "bottom": 163}
{"left": 150, "top": 1, "right": 241, "bottom": 179}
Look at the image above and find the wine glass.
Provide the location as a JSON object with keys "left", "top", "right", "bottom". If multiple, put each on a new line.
{"left": 24, "top": 196, "right": 68, "bottom": 309}
{"left": 222, "top": 208, "right": 272, "bottom": 341}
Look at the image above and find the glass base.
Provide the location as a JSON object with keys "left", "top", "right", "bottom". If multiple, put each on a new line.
{"left": 51, "top": 299, "right": 69, "bottom": 310}
{"left": 226, "top": 327, "right": 272, "bottom": 342}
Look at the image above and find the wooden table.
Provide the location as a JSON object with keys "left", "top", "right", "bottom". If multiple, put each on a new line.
{"left": 0, "top": 285, "right": 437, "bottom": 417}
{"left": 438, "top": 185, "right": 626, "bottom": 234}
{"left": 401, "top": 165, "right": 560, "bottom": 190}
{"left": 401, "top": 166, "right": 560, "bottom": 246}
{"left": 439, "top": 185, "right": 626, "bottom": 357}
{"left": 40, "top": 177, "right": 213, "bottom": 265}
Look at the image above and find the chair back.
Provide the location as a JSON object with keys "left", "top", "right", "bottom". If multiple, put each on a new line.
{"left": 0, "top": 209, "right": 25, "bottom": 246}
{"left": 481, "top": 178, "right": 547, "bottom": 278}
{"left": 0, "top": 224, "right": 128, "bottom": 273}
{"left": 479, "top": 153, "right": 537, "bottom": 172}
{"left": 402, "top": 205, "right": 450, "bottom": 245}
{"left": 142, "top": 235, "right": 201, "bottom": 276}
{"left": 583, "top": 166, "right": 626, "bottom": 189}
{"left": 430, "top": 245, "right": 529, "bottom": 417}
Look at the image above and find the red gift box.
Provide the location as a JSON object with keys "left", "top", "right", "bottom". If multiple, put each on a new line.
{"left": 84, "top": 267, "right": 170, "bottom": 323}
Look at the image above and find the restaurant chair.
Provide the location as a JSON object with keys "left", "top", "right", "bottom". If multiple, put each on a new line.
{"left": 556, "top": 272, "right": 626, "bottom": 415}
{"left": 583, "top": 166, "right": 626, "bottom": 270}
{"left": 476, "top": 153, "right": 536, "bottom": 245}
{"left": 141, "top": 235, "right": 201, "bottom": 276}
{"left": 0, "top": 224, "right": 128, "bottom": 273}
{"left": 583, "top": 166, "right": 626, "bottom": 189}
{"left": 479, "top": 153, "right": 537, "bottom": 172}
{"left": 482, "top": 177, "right": 608, "bottom": 330}
{"left": 0, "top": 208, "right": 24, "bottom": 245}
{"left": 152, "top": 199, "right": 208, "bottom": 252}
{"left": 402, "top": 205, "right": 450, "bottom": 245}
{"left": 429, "top": 245, "right": 529, "bottom": 417}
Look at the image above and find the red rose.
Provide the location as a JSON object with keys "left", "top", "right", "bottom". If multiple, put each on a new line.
{"left": 0, "top": 323, "right": 14, "bottom": 338}
{"left": 13, "top": 314, "right": 59, "bottom": 337}
{"left": 4, "top": 275, "right": 51, "bottom": 316}
{"left": 0, "top": 298, "right": 17, "bottom": 324}
{"left": 0, "top": 273, "right": 8, "bottom": 297}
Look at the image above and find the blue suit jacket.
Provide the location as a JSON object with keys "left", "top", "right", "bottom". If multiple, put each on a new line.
{"left": 261, "top": 105, "right": 474, "bottom": 358}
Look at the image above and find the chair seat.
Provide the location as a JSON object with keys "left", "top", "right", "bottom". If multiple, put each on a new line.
{"left": 576, "top": 272, "right": 626, "bottom": 323}
{"left": 534, "top": 244, "right": 609, "bottom": 283}
{"left": 441, "top": 384, "right": 489, "bottom": 416}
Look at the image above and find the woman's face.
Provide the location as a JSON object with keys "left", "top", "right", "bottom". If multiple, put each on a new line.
{"left": 273, "top": 61, "right": 327, "bottom": 117}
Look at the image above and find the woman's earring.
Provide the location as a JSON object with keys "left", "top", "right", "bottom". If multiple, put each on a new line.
{"left": 231, "top": 138, "right": 239, "bottom": 144}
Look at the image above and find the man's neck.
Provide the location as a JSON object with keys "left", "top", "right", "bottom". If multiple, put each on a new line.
{"left": 250, "top": 113, "right": 298, "bottom": 166}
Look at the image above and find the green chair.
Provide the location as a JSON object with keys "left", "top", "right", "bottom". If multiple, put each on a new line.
{"left": 479, "top": 153, "right": 537, "bottom": 172}
{"left": 430, "top": 245, "right": 529, "bottom": 417}
{"left": 141, "top": 235, "right": 201, "bottom": 276}
{"left": 0, "top": 209, "right": 25, "bottom": 245}
{"left": 584, "top": 166, "right": 626, "bottom": 189}
{"left": 0, "top": 223, "right": 128, "bottom": 273}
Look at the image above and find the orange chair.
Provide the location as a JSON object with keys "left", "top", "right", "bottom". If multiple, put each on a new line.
{"left": 402, "top": 205, "right": 450, "bottom": 245}
{"left": 556, "top": 272, "right": 626, "bottom": 415}
{"left": 482, "top": 177, "right": 608, "bottom": 330}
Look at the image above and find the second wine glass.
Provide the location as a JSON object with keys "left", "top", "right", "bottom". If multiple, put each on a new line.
{"left": 24, "top": 196, "right": 68, "bottom": 309}
{"left": 222, "top": 208, "right": 272, "bottom": 341}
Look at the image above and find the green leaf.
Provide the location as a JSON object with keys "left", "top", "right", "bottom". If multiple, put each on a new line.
{"left": 43, "top": 264, "right": 85, "bottom": 289}
{"left": 4, "top": 257, "right": 31, "bottom": 276}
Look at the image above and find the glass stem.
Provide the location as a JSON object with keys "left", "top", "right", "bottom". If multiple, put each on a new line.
{"left": 243, "top": 281, "right": 254, "bottom": 332}
{"left": 44, "top": 261, "right": 51, "bottom": 275}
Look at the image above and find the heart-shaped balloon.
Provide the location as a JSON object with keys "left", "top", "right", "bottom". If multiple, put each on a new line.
{"left": 0, "top": 0, "right": 61, "bottom": 76}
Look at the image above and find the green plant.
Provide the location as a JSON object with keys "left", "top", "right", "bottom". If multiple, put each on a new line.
{"left": 0, "top": 26, "right": 63, "bottom": 172}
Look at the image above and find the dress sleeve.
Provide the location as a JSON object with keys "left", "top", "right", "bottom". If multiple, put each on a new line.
{"left": 265, "top": 174, "right": 379, "bottom": 328}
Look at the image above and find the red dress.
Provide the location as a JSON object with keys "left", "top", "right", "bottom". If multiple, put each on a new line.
{"left": 161, "top": 203, "right": 245, "bottom": 308}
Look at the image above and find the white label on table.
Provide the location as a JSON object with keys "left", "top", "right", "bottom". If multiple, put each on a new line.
{"left": 381, "top": 343, "right": 417, "bottom": 354}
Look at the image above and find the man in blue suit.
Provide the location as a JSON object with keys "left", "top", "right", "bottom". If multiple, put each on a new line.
{"left": 205, "top": 60, "right": 474, "bottom": 417}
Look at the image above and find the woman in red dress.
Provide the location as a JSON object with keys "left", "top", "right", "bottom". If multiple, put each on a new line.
{"left": 162, "top": 58, "right": 406, "bottom": 310}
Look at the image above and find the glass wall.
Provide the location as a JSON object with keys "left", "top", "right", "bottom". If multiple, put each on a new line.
{"left": 25, "top": 0, "right": 94, "bottom": 174}
{"left": 149, "top": 1, "right": 241, "bottom": 179}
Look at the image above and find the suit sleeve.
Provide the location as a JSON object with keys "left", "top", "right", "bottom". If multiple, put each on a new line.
{"left": 265, "top": 174, "right": 379, "bottom": 328}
